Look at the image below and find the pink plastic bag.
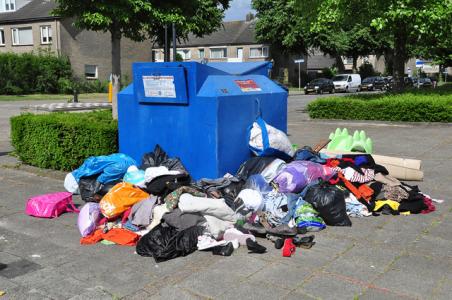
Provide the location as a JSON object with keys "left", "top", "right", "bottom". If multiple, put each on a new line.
{"left": 25, "top": 192, "right": 79, "bottom": 218}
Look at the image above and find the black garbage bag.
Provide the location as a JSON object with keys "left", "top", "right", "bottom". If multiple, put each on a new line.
{"left": 235, "top": 157, "right": 277, "bottom": 181}
{"left": 136, "top": 224, "right": 204, "bottom": 262}
{"left": 192, "top": 177, "right": 245, "bottom": 210}
{"left": 304, "top": 183, "right": 352, "bottom": 226}
{"left": 78, "top": 175, "right": 120, "bottom": 203}
{"left": 140, "top": 144, "right": 188, "bottom": 174}
{"left": 144, "top": 173, "right": 191, "bottom": 197}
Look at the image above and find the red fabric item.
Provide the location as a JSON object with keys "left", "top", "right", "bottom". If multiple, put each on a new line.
{"left": 326, "top": 159, "right": 341, "bottom": 168}
{"left": 282, "top": 238, "right": 296, "bottom": 257}
{"left": 80, "top": 229, "right": 103, "bottom": 245}
{"left": 102, "top": 228, "right": 140, "bottom": 246}
{"left": 121, "top": 208, "right": 132, "bottom": 224}
{"left": 421, "top": 196, "right": 435, "bottom": 214}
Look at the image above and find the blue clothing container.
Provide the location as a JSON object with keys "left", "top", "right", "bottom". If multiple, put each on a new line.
{"left": 118, "top": 61, "right": 287, "bottom": 180}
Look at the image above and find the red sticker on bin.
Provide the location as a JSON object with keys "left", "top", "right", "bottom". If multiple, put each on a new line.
{"left": 235, "top": 79, "right": 262, "bottom": 92}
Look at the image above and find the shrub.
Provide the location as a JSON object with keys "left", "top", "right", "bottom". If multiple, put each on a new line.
{"left": 10, "top": 110, "right": 117, "bottom": 171}
{"left": 358, "top": 62, "right": 376, "bottom": 79}
{"left": 308, "top": 92, "right": 452, "bottom": 122}
{"left": 0, "top": 51, "right": 73, "bottom": 95}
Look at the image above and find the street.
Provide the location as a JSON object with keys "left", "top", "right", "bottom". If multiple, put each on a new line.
{"left": 0, "top": 95, "right": 451, "bottom": 299}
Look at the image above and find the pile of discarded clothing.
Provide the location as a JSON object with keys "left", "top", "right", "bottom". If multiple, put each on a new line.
{"left": 25, "top": 128, "right": 441, "bottom": 263}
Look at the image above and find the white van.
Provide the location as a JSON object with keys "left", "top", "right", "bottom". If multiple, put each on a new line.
{"left": 332, "top": 74, "right": 361, "bottom": 92}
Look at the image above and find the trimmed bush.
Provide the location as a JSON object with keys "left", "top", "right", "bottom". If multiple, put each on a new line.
{"left": 11, "top": 110, "right": 117, "bottom": 171}
{"left": 308, "top": 92, "right": 452, "bottom": 122}
{"left": 0, "top": 51, "right": 73, "bottom": 95}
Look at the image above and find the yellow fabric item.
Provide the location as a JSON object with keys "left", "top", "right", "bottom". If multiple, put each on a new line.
{"left": 99, "top": 182, "right": 149, "bottom": 218}
{"left": 374, "top": 199, "right": 400, "bottom": 212}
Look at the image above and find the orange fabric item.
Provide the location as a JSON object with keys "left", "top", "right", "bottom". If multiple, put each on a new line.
{"left": 99, "top": 182, "right": 149, "bottom": 218}
{"left": 358, "top": 184, "right": 374, "bottom": 202}
{"left": 337, "top": 173, "right": 364, "bottom": 202}
{"left": 80, "top": 229, "right": 103, "bottom": 245}
{"left": 102, "top": 228, "right": 140, "bottom": 246}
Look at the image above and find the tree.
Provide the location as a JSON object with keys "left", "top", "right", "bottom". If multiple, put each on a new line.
{"left": 53, "top": 0, "right": 230, "bottom": 118}
{"left": 371, "top": 0, "right": 452, "bottom": 89}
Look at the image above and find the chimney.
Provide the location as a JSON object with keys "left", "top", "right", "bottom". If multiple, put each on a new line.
{"left": 245, "top": 12, "right": 255, "bottom": 22}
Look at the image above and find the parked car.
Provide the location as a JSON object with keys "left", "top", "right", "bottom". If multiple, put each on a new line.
{"left": 361, "top": 76, "right": 387, "bottom": 91}
{"left": 304, "top": 78, "right": 335, "bottom": 94}
{"left": 332, "top": 74, "right": 361, "bottom": 92}
{"left": 414, "top": 77, "right": 433, "bottom": 89}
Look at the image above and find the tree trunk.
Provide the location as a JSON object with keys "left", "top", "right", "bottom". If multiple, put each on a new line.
{"left": 334, "top": 55, "right": 345, "bottom": 73}
{"left": 392, "top": 24, "right": 407, "bottom": 91}
{"left": 110, "top": 25, "right": 121, "bottom": 120}
{"left": 352, "top": 55, "right": 358, "bottom": 73}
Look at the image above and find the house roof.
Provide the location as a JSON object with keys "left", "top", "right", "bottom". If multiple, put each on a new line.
{"left": 177, "top": 20, "right": 260, "bottom": 47}
{"left": 0, "top": 0, "right": 58, "bottom": 24}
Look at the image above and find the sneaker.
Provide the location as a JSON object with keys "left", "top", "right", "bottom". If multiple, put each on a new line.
{"left": 242, "top": 222, "right": 267, "bottom": 236}
{"left": 197, "top": 235, "right": 228, "bottom": 250}
{"left": 266, "top": 224, "right": 297, "bottom": 237}
{"left": 212, "top": 242, "right": 234, "bottom": 256}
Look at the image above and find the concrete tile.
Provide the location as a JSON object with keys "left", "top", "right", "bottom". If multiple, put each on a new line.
{"left": 326, "top": 243, "right": 402, "bottom": 282}
{"left": 372, "top": 254, "right": 452, "bottom": 299}
{"left": 296, "top": 272, "right": 364, "bottom": 300}
{"left": 407, "top": 234, "right": 452, "bottom": 259}
{"left": 149, "top": 286, "right": 205, "bottom": 300}
{"left": 218, "top": 280, "right": 288, "bottom": 300}
{"left": 177, "top": 268, "right": 246, "bottom": 298}
{"left": 247, "top": 262, "right": 313, "bottom": 289}
{"left": 0, "top": 258, "right": 42, "bottom": 279}
{"left": 1, "top": 286, "right": 52, "bottom": 300}
{"left": 360, "top": 288, "right": 417, "bottom": 300}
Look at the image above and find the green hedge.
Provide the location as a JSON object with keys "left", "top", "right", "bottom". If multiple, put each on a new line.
{"left": 0, "top": 51, "right": 73, "bottom": 95}
{"left": 11, "top": 110, "right": 117, "bottom": 171}
{"left": 308, "top": 92, "right": 452, "bottom": 122}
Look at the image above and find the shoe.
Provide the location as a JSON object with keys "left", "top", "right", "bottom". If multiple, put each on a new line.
{"left": 266, "top": 224, "right": 297, "bottom": 237}
{"left": 197, "top": 235, "right": 228, "bottom": 250}
{"left": 282, "top": 238, "right": 296, "bottom": 257}
{"left": 224, "top": 228, "right": 255, "bottom": 245}
{"left": 266, "top": 234, "right": 284, "bottom": 249}
{"left": 212, "top": 242, "right": 234, "bottom": 256}
{"left": 246, "top": 238, "right": 267, "bottom": 254}
{"left": 293, "top": 235, "right": 315, "bottom": 249}
{"left": 242, "top": 222, "right": 267, "bottom": 236}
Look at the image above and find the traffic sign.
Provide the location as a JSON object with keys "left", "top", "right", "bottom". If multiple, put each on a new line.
{"left": 294, "top": 59, "right": 304, "bottom": 63}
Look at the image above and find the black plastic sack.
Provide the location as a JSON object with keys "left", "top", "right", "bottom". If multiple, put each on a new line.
{"left": 304, "top": 183, "right": 352, "bottom": 226}
{"left": 140, "top": 144, "right": 188, "bottom": 174}
{"left": 235, "top": 157, "right": 277, "bottom": 181}
{"left": 136, "top": 224, "right": 204, "bottom": 262}
{"left": 78, "top": 175, "right": 120, "bottom": 203}
{"left": 144, "top": 173, "right": 191, "bottom": 197}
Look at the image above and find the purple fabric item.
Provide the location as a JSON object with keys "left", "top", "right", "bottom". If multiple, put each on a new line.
{"left": 77, "top": 203, "right": 101, "bottom": 237}
{"left": 273, "top": 161, "right": 336, "bottom": 193}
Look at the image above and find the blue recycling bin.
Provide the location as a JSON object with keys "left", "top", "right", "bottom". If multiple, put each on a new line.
{"left": 118, "top": 61, "right": 287, "bottom": 180}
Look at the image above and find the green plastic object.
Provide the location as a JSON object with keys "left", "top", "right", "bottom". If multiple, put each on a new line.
{"left": 327, "top": 128, "right": 373, "bottom": 154}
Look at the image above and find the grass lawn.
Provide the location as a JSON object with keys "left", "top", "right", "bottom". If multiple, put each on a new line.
{"left": 0, "top": 93, "right": 108, "bottom": 102}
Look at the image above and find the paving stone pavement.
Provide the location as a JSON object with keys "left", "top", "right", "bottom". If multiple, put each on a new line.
{"left": 0, "top": 97, "right": 450, "bottom": 299}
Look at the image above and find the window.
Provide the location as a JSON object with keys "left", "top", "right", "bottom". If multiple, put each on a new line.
{"left": 343, "top": 57, "right": 353, "bottom": 64}
{"left": 0, "top": 29, "right": 5, "bottom": 46}
{"left": 40, "top": 26, "right": 52, "bottom": 44}
{"left": 152, "top": 50, "right": 164, "bottom": 62}
{"left": 249, "top": 46, "right": 269, "bottom": 58}
{"left": 210, "top": 48, "right": 227, "bottom": 59}
{"left": 11, "top": 27, "right": 33, "bottom": 45}
{"left": 3, "top": 0, "right": 15, "bottom": 12}
{"left": 177, "top": 49, "right": 191, "bottom": 60}
{"left": 198, "top": 48, "right": 205, "bottom": 59}
{"left": 84, "top": 65, "right": 98, "bottom": 79}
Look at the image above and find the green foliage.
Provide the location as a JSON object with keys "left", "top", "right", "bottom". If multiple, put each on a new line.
{"left": 321, "top": 67, "right": 336, "bottom": 79}
{"left": 308, "top": 91, "right": 452, "bottom": 122}
{"left": 175, "top": 53, "right": 184, "bottom": 62}
{"left": 358, "top": 63, "right": 376, "bottom": 79}
{"left": 0, "top": 52, "right": 72, "bottom": 95}
{"left": 10, "top": 110, "right": 117, "bottom": 171}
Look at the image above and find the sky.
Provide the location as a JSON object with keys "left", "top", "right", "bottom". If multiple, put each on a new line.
{"left": 224, "top": 0, "right": 255, "bottom": 21}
